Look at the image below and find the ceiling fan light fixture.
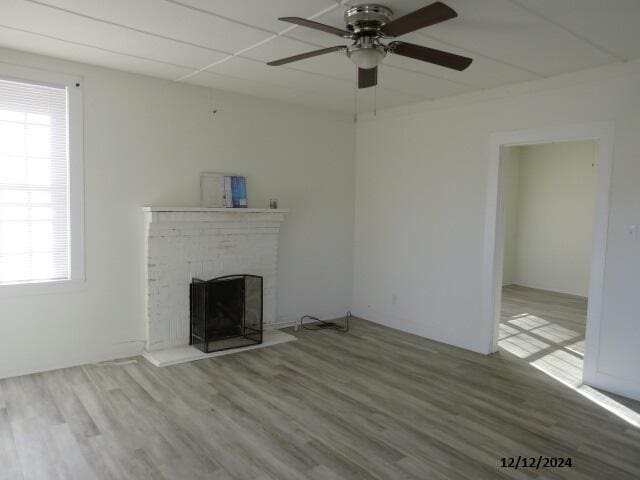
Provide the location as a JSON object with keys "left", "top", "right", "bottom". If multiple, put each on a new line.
{"left": 348, "top": 45, "right": 387, "bottom": 69}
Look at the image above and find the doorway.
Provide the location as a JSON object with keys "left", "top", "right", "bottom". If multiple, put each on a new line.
{"left": 499, "top": 139, "right": 597, "bottom": 386}
{"left": 481, "top": 122, "right": 614, "bottom": 389}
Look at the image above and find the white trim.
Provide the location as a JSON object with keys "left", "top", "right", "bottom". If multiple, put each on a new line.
{"left": 586, "top": 370, "right": 640, "bottom": 402}
{"left": 67, "top": 69, "right": 85, "bottom": 286}
{"left": 357, "top": 59, "right": 640, "bottom": 123}
{"left": 272, "top": 308, "right": 351, "bottom": 332}
{"left": 506, "top": 280, "right": 587, "bottom": 299}
{"left": 0, "top": 341, "right": 141, "bottom": 380}
{"left": 351, "top": 306, "right": 488, "bottom": 355}
{"left": 142, "top": 206, "right": 289, "bottom": 213}
{"left": 0, "top": 62, "right": 85, "bottom": 296}
{"left": 482, "top": 122, "right": 614, "bottom": 389}
{"left": 0, "top": 61, "right": 81, "bottom": 91}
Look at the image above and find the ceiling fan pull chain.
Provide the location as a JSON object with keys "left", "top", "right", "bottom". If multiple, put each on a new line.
{"left": 374, "top": 81, "right": 377, "bottom": 117}
{"left": 354, "top": 76, "right": 358, "bottom": 123}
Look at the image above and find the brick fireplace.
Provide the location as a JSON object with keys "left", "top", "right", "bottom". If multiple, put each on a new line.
{"left": 142, "top": 207, "right": 287, "bottom": 362}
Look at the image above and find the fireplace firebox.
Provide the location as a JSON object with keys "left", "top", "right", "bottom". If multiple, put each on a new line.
{"left": 189, "top": 275, "right": 263, "bottom": 353}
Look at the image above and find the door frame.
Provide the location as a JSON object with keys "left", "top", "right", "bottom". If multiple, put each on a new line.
{"left": 481, "top": 122, "right": 614, "bottom": 385}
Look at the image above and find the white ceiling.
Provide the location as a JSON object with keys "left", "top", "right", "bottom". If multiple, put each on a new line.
{"left": 0, "top": 0, "right": 639, "bottom": 113}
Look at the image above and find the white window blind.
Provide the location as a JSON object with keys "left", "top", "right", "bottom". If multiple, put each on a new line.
{"left": 0, "top": 77, "right": 69, "bottom": 285}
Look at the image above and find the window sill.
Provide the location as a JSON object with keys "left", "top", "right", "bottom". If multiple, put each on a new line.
{"left": 0, "top": 279, "right": 86, "bottom": 298}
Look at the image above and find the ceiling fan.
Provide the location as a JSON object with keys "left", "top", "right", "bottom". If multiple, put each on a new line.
{"left": 267, "top": 2, "right": 473, "bottom": 89}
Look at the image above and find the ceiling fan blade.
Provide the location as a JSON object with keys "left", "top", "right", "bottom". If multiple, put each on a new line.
{"left": 358, "top": 67, "right": 378, "bottom": 89}
{"left": 267, "top": 46, "right": 346, "bottom": 66}
{"left": 380, "top": 2, "right": 457, "bottom": 37}
{"left": 278, "top": 17, "right": 353, "bottom": 38}
{"left": 390, "top": 41, "right": 472, "bottom": 70}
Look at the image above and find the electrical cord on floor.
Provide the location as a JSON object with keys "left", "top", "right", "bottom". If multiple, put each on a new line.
{"left": 299, "top": 311, "right": 351, "bottom": 333}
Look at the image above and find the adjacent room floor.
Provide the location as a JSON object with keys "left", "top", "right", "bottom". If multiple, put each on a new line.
{"left": 499, "top": 285, "right": 587, "bottom": 387}
{"left": 1, "top": 316, "right": 639, "bottom": 480}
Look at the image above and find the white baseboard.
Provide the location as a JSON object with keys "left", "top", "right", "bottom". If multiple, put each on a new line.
{"left": 509, "top": 280, "right": 587, "bottom": 298}
{"left": 266, "top": 319, "right": 299, "bottom": 330}
{"left": 272, "top": 309, "right": 351, "bottom": 330}
{"left": 0, "top": 342, "right": 143, "bottom": 380}
{"left": 584, "top": 370, "right": 640, "bottom": 402}
{"left": 351, "top": 306, "right": 491, "bottom": 355}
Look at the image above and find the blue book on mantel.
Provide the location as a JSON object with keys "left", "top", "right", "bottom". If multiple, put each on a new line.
{"left": 230, "top": 176, "right": 247, "bottom": 208}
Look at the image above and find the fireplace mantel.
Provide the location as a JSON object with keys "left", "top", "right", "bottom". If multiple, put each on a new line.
{"left": 142, "top": 206, "right": 287, "bottom": 356}
{"left": 142, "top": 206, "right": 289, "bottom": 213}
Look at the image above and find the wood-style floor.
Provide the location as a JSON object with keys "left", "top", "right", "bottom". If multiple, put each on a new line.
{"left": 1, "top": 300, "right": 640, "bottom": 479}
{"left": 499, "top": 285, "right": 588, "bottom": 387}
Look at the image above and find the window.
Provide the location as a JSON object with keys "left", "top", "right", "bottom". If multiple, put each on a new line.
{"left": 0, "top": 65, "right": 83, "bottom": 292}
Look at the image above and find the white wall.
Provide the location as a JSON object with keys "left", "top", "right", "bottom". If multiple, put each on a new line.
{"left": 502, "top": 147, "right": 520, "bottom": 286}
{"left": 503, "top": 141, "right": 597, "bottom": 296}
{"left": 354, "top": 60, "right": 640, "bottom": 399}
{"left": 0, "top": 47, "right": 355, "bottom": 379}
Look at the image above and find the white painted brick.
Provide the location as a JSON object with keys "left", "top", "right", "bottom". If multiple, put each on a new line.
{"left": 143, "top": 209, "right": 286, "bottom": 351}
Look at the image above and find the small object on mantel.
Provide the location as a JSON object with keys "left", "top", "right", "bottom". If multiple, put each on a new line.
{"left": 142, "top": 206, "right": 288, "bottom": 213}
{"left": 269, "top": 198, "right": 278, "bottom": 209}
{"left": 200, "top": 172, "right": 247, "bottom": 208}
{"left": 200, "top": 172, "right": 226, "bottom": 207}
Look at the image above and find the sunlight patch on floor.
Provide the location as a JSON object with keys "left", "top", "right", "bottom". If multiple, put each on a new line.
{"left": 498, "top": 323, "right": 520, "bottom": 340}
{"left": 500, "top": 286, "right": 640, "bottom": 429}
{"left": 531, "top": 348, "right": 583, "bottom": 387}
{"left": 500, "top": 311, "right": 640, "bottom": 428}
{"left": 565, "top": 339, "right": 585, "bottom": 356}
{"left": 498, "top": 332, "right": 549, "bottom": 358}
{"left": 531, "top": 323, "right": 579, "bottom": 343}
{"left": 508, "top": 314, "right": 549, "bottom": 330}
{"left": 530, "top": 361, "right": 640, "bottom": 428}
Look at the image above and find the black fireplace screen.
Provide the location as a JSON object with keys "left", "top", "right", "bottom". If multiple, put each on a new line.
{"left": 190, "top": 274, "right": 263, "bottom": 353}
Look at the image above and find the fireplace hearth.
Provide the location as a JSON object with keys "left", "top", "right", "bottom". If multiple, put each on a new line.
{"left": 190, "top": 274, "right": 263, "bottom": 353}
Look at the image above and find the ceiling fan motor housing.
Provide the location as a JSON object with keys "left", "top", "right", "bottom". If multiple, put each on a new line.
{"left": 344, "top": 4, "right": 394, "bottom": 35}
